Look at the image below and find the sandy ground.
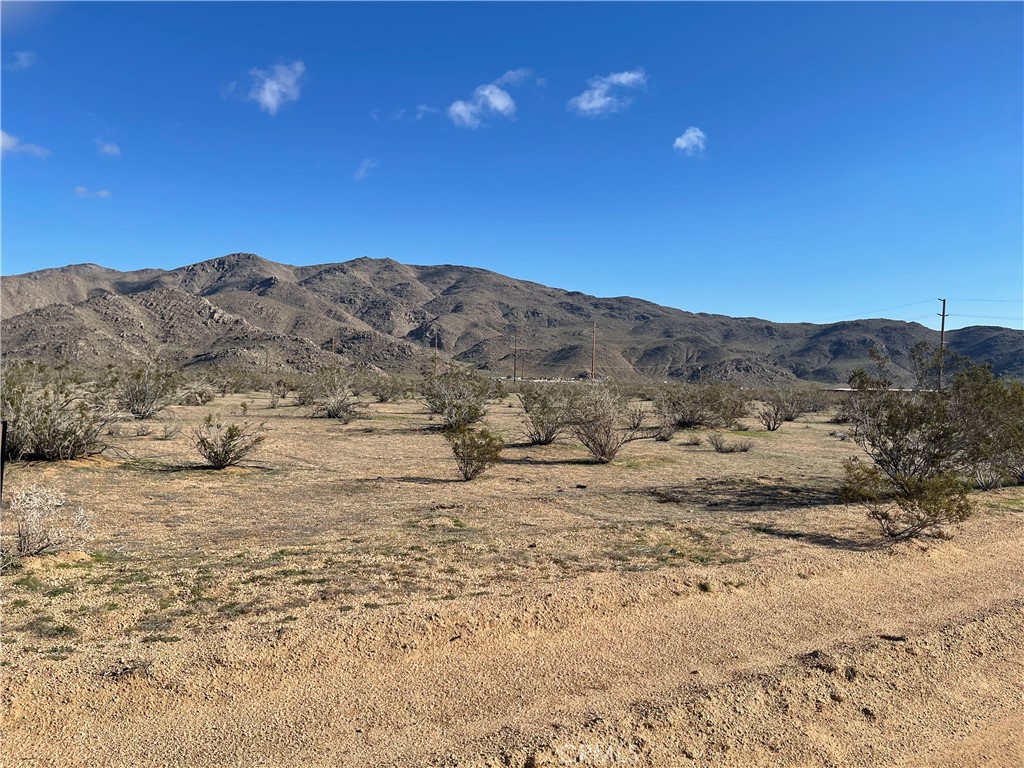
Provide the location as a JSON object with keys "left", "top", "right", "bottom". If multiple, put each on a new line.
{"left": 1, "top": 395, "right": 1022, "bottom": 766}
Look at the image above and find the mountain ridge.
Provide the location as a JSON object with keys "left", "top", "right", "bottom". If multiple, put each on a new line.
{"left": 2, "top": 253, "right": 1021, "bottom": 385}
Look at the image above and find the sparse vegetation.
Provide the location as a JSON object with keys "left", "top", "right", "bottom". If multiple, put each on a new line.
{"left": 708, "top": 433, "right": 753, "bottom": 454}
{"left": 518, "top": 382, "right": 570, "bottom": 445}
{"left": 299, "top": 365, "right": 360, "bottom": 422}
{"left": 566, "top": 384, "right": 657, "bottom": 463}
{"left": 191, "top": 414, "right": 267, "bottom": 468}
{"left": 1, "top": 486, "right": 92, "bottom": 571}
{"left": 653, "top": 383, "right": 749, "bottom": 440}
{"left": 841, "top": 346, "right": 1024, "bottom": 539}
{"left": 421, "top": 368, "right": 490, "bottom": 430}
{"left": 109, "top": 362, "right": 178, "bottom": 419}
{"left": 444, "top": 425, "right": 504, "bottom": 480}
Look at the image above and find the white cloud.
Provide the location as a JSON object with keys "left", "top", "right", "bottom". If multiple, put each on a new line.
{"left": 354, "top": 158, "right": 378, "bottom": 181}
{"left": 75, "top": 186, "right": 111, "bottom": 199}
{"left": 448, "top": 81, "right": 516, "bottom": 129}
{"left": 247, "top": 60, "right": 305, "bottom": 116}
{"left": 1, "top": 129, "right": 49, "bottom": 158}
{"left": 673, "top": 127, "right": 707, "bottom": 155}
{"left": 96, "top": 140, "right": 121, "bottom": 157}
{"left": 567, "top": 68, "right": 647, "bottom": 117}
{"left": 494, "top": 68, "right": 533, "bottom": 87}
{"left": 415, "top": 104, "right": 438, "bottom": 120}
{"left": 7, "top": 51, "right": 37, "bottom": 71}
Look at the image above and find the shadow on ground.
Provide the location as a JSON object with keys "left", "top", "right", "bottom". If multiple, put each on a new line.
{"left": 647, "top": 477, "right": 841, "bottom": 512}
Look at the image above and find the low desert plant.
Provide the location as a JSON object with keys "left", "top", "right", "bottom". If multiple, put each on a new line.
{"left": 653, "top": 383, "right": 749, "bottom": 439}
{"left": 518, "top": 382, "right": 570, "bottom": 445}
{"left": 756, "top": 399, "right": 786, "bottom": 431}
{"left": 708, "top": 433, "right": 753, "bottom": 453}
{"left": 191, "top": 415, "right": 267, "bottom": 468}
{"left": 109, "top": 363, "right": 178, "bottom": 420}
{"left": 421, "top": 369, "right": 490, "bottom": 430}
{"left": 566, "top": 385, "right": 657, "bottom": 463}
{"left": 1, "top": 486, "right": 92, "bottom": 571}
{"left": 158, "top": 421, "right": 183, "bottom": 440}
{"left": 678, "top": 434, "right": 703, "bottom": 446}
{"left": 1, "top": 366, "right": 113, "bottom": 461}
{"left": 444, "top": 425, "right": 503, "bottom": 480}
{"left": 299, "top": 366, "right": 361, "bottom": 422}
{"left": 841, "top": 458, "right": 971, "bottom": 540}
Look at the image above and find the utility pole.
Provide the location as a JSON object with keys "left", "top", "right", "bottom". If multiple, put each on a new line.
{"left": 513, "top": 327, "right": 520, "bottom": 383}
{"left": 937, "top": 298, "right": 947, "bottom": 392}
{"left": 432, "top": 329, "right": 439, "bottom": 376}
{"left": 591, "top": 320, "right": 597, "bottom": 380}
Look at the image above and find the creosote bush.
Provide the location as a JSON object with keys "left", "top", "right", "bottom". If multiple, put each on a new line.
{"left": 653, "top": 383, "right": 749, "bottom": 440}
{"left": 299, "top": 365, "right": 361, "bottom": 422}
{"left": 518, "top": 382, "right": 570, "bottom": 445}
{"left": 566, "top": 384, "right": 657, "bottom": 463}
{"left": 1, "top": 486, "right": 92, "bottom": 571}
{"left": 444, "top": 425, "right": 503, "bottom": 480}
{"left": 191, "top": 415, "right": 267, "bottom": 468}
{"left": 420, "top": 368, "right": 491, "bottom": 430}
{"left": 841, "top": 345, "right": 1024, "bottom": 539}
{"left": 708, "top": 432, "right": 753, "bottom": 454}
{"left": 1, "top": 364, "right": 113, "bottom": 461}
{"left": 109, "top": 363, "right": 178, "bottom": 419}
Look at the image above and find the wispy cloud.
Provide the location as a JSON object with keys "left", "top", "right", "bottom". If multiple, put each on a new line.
{"left": 415, "top": 104, "right": 438, "bottom": 120}
{"left": 449, "top": 82, "right": 516, "bottom": 129}
{"left": 673, "top": 127, "right": 707, "bottom": 155}
{"left": 75, "top": 186, "right": 111, "bottom": 199}
{"left": 6, "top": 51, "right": 36, "bottom": 71}
{"left": 96, "top": 139, "right": 121, "bottom": 157}
{"left": 567, "top": 68, "right": 647, "bottom": 117}
{"left": 1, "top": 129, "right": 49, "bottom": 158}
{"left": 494, "top": 68, "right": 534, "bottom": 87}
{"left": 247, "top": 60, "right": 305, "bottom": 116}
{"left": 354, "top": 158, "right": 378, "bottom": 181}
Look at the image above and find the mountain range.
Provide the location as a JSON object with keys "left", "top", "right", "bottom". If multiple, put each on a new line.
{"left": 2, "top": 253, "right": 1021, "bottom": 386}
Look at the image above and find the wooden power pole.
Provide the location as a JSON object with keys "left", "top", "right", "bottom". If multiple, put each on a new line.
{"left": 513, "top": 328, "right": 519, "bottom": 383}
{"left": 591, "top": 320, "right": 597, "bottom": 380}
{"left": 937, "top": 298, "right": 947, "bottom": 392}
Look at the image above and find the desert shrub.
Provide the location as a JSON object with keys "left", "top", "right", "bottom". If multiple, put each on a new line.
{"left": 299, "top": 366, "right": 360, "bottom": 422}
{"left": 444, "top": 425, "right": 504, "bottom": 480}
{"left": 678, "top": 434, "right": 703, "bottom": 446}
{"left": 267, "top": 378, "right": 290, "bottom": 408}
{"left": 178, "top": 380, "right": 216, "bottom": 406}
{"left": 566, "top": 384, "right": 656, "bottom": 463}
{"left": 841, "top": 348, "right": 1024, "bottom": 538}
{"left": 109, "top": 363, "right": 178, "bottom": 419}
{"left": 191, "top": 415, "right": 267, "bottom": 468}
{"left": 518, "top": 382, "right": 571, "bottom": 445}
{"left": 756, "top": 398, "right": 786, "bottom": 432}
{"left": 158, "top": 421, "right": 183, "bottom": 440}
{"left": 708, "top": 432, "right": 753, "bottom": 453}
{"left": 1, "top": 486, "right": 92, "bottom": 571}
{"left": 354, "top": 368, "right": 404, "bottom": 403}
{"left": 653, "top": 383, "right": 749, "bottom": 439}
{"left": 1, "top": 366, "right": 113, "bottom": 461}
{"left": 841, "top": 458, "right": 971, "bottom": 540}
{"left": 420, "top": 368, "right": 490, "bottom": 430}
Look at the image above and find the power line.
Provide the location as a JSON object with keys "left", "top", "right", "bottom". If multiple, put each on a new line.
{"left": 947, "top": 298, "right": 1024, "bottom": 303}
{"left": 948, "top": 314, "right": 1022, "bottom": 321}
{"left": 812, "top": 299, "right": 933, "bottom": 324}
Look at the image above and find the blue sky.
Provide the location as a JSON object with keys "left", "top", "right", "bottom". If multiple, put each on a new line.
{"left": 2, "top": 1, "right": 1021, "bottom": 331}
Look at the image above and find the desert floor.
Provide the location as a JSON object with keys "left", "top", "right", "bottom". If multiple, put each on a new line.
{"left": 2, "top": 393, "right": 1022, "bottom": 766}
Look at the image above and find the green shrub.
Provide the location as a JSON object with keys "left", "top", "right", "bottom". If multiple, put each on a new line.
{"left": 518, "top": 382, "right": 570, "bottom": 445}
{"left": 192, "top": 415, "right": 267, "bottom": 468}
{"left": 653, "top": 383, "right": 749, "bottom": 439}
{"left": 420, "top": 369, "right": 490, "bottom": 430}
{"left": 444, "top": 425, "right": 503, "bottom": 480}
{"left": 109, "top": 363, "right": 179, "bottom": 419}
{"left": 1, "top": 364, "right": 113, "bottom": 461}
{"left": 566, "top": 385, "right": 656, "bottom": 463}
{"left": 299, "top": 365, "right": 361, "bottom": 422}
